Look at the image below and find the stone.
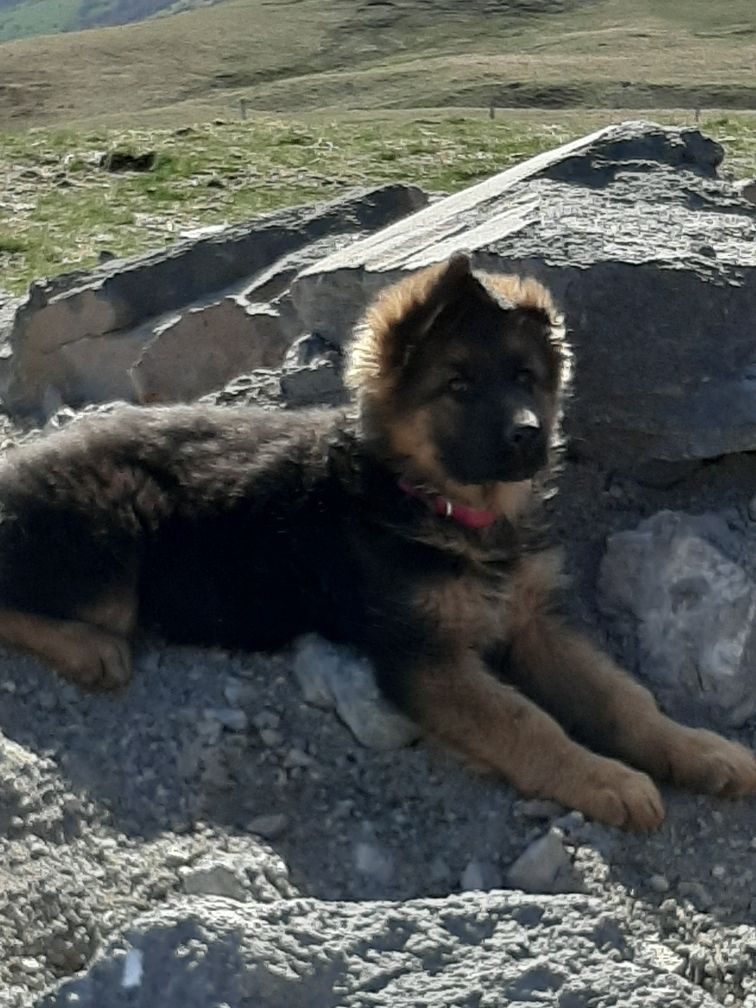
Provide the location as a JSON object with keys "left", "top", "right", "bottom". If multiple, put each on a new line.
{"left": 279, "top": 332, "right": 345, "bottom": 407}
{"left": 459, "top": 859, "right": 501, "bottom": 892}
{"left": 292, "top": 634, "right": 420, "bottom": 751}
{"left": 353, "top": 841, "right": 393, "bottom": 883}
{"left": 129, "top": 301, "right": 289, "bottom": 405}
{"left": 735, "top": 177, "right": 756, "bottom": 205}
{"left": 0, "top": 184, "right": 428, "bottom": 420}
{"left": 506, "top": 828, "right": 582, "bottom": 895}
{"left": 100, "top": 150, "right": 156, "bottom": 173}
{"left": 180, "top": 860, "right": 248, "bottom": 902}
{"left": 649, "top": 874, "right": 671, "bottom": 894}
{"left": 40, "top": 892, "right": 725, "bottom": 1007}
{"left": 599, "top": 510, "right": 756, "bottom": 727}
{"left": 288, "top": 121, "right": 756, "bottom": 467}
{"left": 247, "top": 814, "right": 288, "bottom": 840}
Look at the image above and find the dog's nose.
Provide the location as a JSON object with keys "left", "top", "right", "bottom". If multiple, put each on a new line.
{"left": 505, "top": 409, "right": 541, "bottom": 450}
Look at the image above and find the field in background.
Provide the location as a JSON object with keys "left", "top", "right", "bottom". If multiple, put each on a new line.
{"left": 1, "top": 0, "right": 754, "bottom": 293}
{"left": 1, "top": 108, "right": 754, "bottom": 294}
{"left": 1, "top": 0, "right": 755, "bottom": 129}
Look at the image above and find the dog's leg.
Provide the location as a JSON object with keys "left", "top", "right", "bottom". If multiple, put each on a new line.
{"left": 0, "top": 576, "right": 138, "bottom": 690}
{"left": 405, "top": 655, "right": 665, "bottom": 831}
{"left": 507, "top": 615, "right": 756, "bottom": 799}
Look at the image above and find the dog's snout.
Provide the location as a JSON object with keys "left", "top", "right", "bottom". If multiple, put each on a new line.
{"left": 505, "top": 408, "right": 540, "bottom": 449}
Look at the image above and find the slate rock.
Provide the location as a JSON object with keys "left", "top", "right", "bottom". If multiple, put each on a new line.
{"left": 0, "top": 184, "right": 428, "bottom": 420}
{"left": 289, "top": 121, "right": 756, "bottom": 467}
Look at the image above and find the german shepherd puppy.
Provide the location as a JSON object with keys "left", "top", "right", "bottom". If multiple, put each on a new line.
{"left": 0, "top": 253, "right": 753, "bottom": 830}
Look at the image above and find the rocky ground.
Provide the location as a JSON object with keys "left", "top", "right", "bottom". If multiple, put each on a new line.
{"left": 0, "top": 122, "right": 755, "bottom": 1007}
{"left": 0, "top": 438, "right": 754, "bottom": 1007}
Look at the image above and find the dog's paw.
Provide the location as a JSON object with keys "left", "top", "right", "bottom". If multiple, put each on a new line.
{"left": 55, "top": 624, "right": 133, "bottom": 691}
{"left": 566, "top": 757, "right": 666, "bottom": 832}
{"left": 666, "top": 728, "right": 756, "bottom": 799}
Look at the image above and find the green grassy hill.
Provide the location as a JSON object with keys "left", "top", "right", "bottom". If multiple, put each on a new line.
{"left": 0, "top": 0, "right": 754, "bottom": 130}
{"left": 0, "top": 0, "right": 219, "bottom": 43}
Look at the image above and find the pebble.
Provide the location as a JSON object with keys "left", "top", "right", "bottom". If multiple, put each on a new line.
{"left": 507, "top": 828, "right": 580, "bottom": 895}
{"left": 711, "top": 864, "right": 726, "bottom": 880}
{"left": 459, "top": 859, "right": 501, "bottom": 892}
{"left": 284, "top": 747, "right": 313, "bottom": 768}
{"left": 252, "top": 710, "right": 281, "bottom": 731}
{"left": 649, "top": 874, "right": 670, "bottom": 893}
{"left": 353, "top": 841, "right": 393, "bottom": 882}
{"left": 259, "top": 728, "right": 284, "bottom": 747}
{"left": 247, "top": 814, "right": 289, "bottom": 840}
{"left": 516, "top": 798, "right": 563, "bottom": 820}
{"left": 206, "top": 707, "right": 248, "bottom": 733}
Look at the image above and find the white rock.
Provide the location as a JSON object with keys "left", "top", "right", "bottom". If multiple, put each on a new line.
{"left": 292, "top": 634, "right": 420, "bottom": 750}
{"left": 599, "top": 510, "right": 756, "bottom": 727}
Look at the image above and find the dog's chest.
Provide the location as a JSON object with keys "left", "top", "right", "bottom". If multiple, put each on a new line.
{"left": 419, "top": 571, "right": 509, "bottom": 646}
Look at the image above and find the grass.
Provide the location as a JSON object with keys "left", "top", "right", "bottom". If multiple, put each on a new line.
{"left": 0, "top": 0, "right": 754, "bottom": 130}
{"left": 1, "top": 108, "right": 755, "bottom": 294}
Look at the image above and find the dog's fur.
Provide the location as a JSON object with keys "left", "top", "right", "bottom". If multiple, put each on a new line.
{"left": 0, "top": 253, "right": 754, "bottom": 830}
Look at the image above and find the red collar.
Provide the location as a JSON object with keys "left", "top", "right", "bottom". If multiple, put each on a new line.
{"left": 398, "top": 479, "right": 498, "bottom": 530}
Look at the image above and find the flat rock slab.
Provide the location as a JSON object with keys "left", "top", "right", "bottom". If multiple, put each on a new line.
{"left": 40, "top": 892, "right": 722, "bottom": 1008}
{"left": 290, "top": 121, "right": 756, "bottom": 467}
{"left": 0, "top": 184, "right": 427, "bottom": 419}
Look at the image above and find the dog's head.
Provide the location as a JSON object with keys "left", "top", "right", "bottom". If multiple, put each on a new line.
{"left": 346, "top": 253, "right": 570, "bottom": 514}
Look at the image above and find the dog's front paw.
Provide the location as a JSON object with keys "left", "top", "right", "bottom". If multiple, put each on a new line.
{"left": 564, "top": 756, "right": 666, "bottom": 832}
{"left": 666, "top": 728, "right": 756, "bottom": 798}
{"left": 55, "top": 623, "right": 133, "bottom": 691}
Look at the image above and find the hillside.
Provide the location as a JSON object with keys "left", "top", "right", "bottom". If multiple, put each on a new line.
{"left": 0, "top": 0, "right": 219, "bottom": 43}
{"left": 0, "top": 0, "right": 755, "bottom": 130}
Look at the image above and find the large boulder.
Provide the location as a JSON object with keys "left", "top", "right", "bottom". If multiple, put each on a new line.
{"left": 289, "top": 121, "right": 756, "bottom": 468}
{"left": 598, "top": 509, "right": 756, "bottom": 727}
{"left": 0, "top": 185, "right": 428, "bottom": 420}
{"left": 40, "top": 892, "right": 724, "bottom": 1008}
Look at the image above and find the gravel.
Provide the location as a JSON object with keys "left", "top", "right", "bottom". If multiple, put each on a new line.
{"left": 0, "top": 435, "right": 754, "bottom": 1007}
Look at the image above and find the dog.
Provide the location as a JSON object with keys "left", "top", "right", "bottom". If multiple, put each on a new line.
{"left": 0, "top": 252, "right": 753, "bottom": 830}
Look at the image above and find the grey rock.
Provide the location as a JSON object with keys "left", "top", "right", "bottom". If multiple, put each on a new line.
{"left": 0, "top": 184, "right": 428, "bottom": 420}
{"left": 279, "top": 332, "right": 346, "bottom": 407}
{"left": 246, "top": 814, "right": 288, "bottom": 840}
{"left": 507, "top": 827, "right": 582, "bottom": 894}
{"left": 516, "top": 798, "right": 564, "bottom": 820}
{"left": 292, "top": 634, "right": 420, "bottom": 750}
{"left": 353, "top": 841, "right": 393, "bottom": 882}
{"left": 129, "top": 301, "right": 289, "bottom": 405}
{"left": 649, "top": 874, "right": 671, "bottom": 894}
{"left": 459, "top": 858, "right": 501, "bottom": 892}
{"left": 41, "top": 892, "right": 725, "bottom": 1007}
{"left": 599, "top": 510, "right": 756, "bottom": 727}
{"left": 180, "top": 860, "right": 248, "bottom": 902}
{"left": 289, "top": 121, "right": 756, "bottom": 467}
{"left": 735, "top": 177, "right": 756, "bottom": 204}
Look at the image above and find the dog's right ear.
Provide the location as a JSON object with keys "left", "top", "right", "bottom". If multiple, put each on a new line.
{"left": 346, "top": 253, "right": 476, "bottom": 397}
{"left": 393, "top": 252, "right": 473, "bottom": 349}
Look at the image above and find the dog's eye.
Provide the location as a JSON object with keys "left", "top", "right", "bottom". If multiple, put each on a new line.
{"left": 448, "top": 376, "right": 471, "bottom": 395}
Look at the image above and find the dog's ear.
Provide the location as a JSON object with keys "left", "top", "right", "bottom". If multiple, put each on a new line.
{"left": 347, "top": 252, "right": 500, "bottom": 397}
{"left": 393, "top": 252, "right": 474, "bottom": 348}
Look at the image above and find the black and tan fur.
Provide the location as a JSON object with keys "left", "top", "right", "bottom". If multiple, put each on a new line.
{"left": 0, "top": 252, "right": 753, "bottom": 830}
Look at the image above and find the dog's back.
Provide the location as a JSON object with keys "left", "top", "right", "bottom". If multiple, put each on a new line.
{"left": 0, "top": 404, "right": 341, "bottom": 633}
